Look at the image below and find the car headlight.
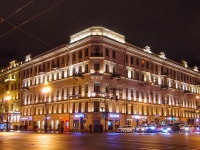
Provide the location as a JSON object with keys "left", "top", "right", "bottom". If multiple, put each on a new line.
{"left": 150, "top": 126, "right": 155, "bottom": 130}
{"left": 167, "top": 127, "right": 171, "bottom": 131}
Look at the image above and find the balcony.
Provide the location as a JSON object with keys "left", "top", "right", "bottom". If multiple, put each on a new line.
{"left": 196, "top": 82, "right": 200, "bottom": 87}
{"left": 73, "top": 72, "right": 84, "bottom": 80}
{"left": 52, "top": 64, "right": 60, "bottom": 70}
{"left": 91, "top": 53, "right": 103, "bottom": 57}
{"left": 38, "top": 69, "right": 46, "bottom": 75}
{"left": 161, "top": 84, "right": 168, "bottom": 89}
{"left": 21, "top": 86, "right": 29, "bottom": 90}
{"left": 111, "top": 73, "right": 121, "bottom": 80}
{"left": 183, "top": 90, "right": 191, "bottom": 94}
{"left": 4, "top": 78, "right": 16, "bottom": 82}
{"left": 161, "top": 72, "right": 168, "bottom": 76}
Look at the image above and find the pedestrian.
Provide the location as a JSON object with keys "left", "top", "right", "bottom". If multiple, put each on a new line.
{"left": 81, "top": 124, "right": 84, "bottom": 134}
{"left": 60, "top": 123, "right": 64, "bottom": 134}
{"left": 100, "top": 124, "right": 103, "bottom": 133}
{"left": 89, "top": 124, "right": 92, "bottom": 133}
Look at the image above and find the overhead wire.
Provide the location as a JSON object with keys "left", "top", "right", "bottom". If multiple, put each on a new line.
{"left": 4, "top": 20, "right": 54, "bottom": 47}
{"left": 0, "top": 0, "right": 64, "bottom": 38}
{"left": 0, "top": 0, "right": 35, "bottom": 24}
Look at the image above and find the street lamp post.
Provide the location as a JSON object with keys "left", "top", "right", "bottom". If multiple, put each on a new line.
{"left": 4, "top": 91, "right": 11, "bottom": 132}
{"left": 42, "top": 84, "right": 51, "bottom": 133}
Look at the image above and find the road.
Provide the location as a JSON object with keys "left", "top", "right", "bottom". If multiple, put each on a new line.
{"left": 0, "top": 131, "right": 200, "bottom": 150}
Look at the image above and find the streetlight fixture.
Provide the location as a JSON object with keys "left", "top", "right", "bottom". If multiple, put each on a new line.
{"left": 4, "top": 91, "right": 11, "bottom": 132}
{"left": 42, "top": 83, "right": 51, "bottom": 133}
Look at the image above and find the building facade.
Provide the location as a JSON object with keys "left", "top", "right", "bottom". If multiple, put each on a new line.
{"left": 1, "top": 26, "right": 199, "bottom": 132}
{"left": 0, "top": 61, "right": 21, "bottom": 130}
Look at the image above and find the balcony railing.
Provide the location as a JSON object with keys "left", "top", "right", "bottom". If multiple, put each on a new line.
{"left": 111, "top": 73, "right": 121, "bottom": 80}
{"left": 91, "top": 53, "right": 103, "bottom": 57}
{"left": 73, "top": 72, "right": 84, "bottom": 79}
{"left": 161, "top": 72, "right": 168, "bottom": 76}
{"left": 161, "top": 84, "right": 168, "bottom": 89}
{"left": 52, "top": 64, "right": 60, "bottom": 70}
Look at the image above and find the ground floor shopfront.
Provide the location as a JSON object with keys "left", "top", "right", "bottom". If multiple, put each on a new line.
{"left": 20, "top": 112, "right": 200, "bottom": 132}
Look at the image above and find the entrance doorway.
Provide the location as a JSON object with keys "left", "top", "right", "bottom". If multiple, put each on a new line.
{"left": 93, "top": 120, "right": 99, "bottom": 133}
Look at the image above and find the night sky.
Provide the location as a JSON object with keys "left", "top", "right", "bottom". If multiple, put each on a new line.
{"left": 0, "top": 0, "right": 200, "bottom": 69}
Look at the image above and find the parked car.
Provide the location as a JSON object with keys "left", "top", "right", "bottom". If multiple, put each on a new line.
{"left": 117, "top": 125, "right": 135, "bottom": 133}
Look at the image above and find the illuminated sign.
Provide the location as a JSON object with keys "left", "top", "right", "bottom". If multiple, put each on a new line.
{"left": 132, "top": 115, "right": 147, "bottom": 119}
{"left": 28, "top": 116, "right": 32, "bottom": 120}
{"left": 44, "top": 116, "right": 51, "bottom": 120}
{"left": 21, "top": 118, "right": 28, "bottom": 120}
{"left": 74, "top": 114, "right": 84, "bottom": 118}
{"left": 110, "top": 114, "right": 119, "bottom": 118}
{"left": 166, "top": 117, "right": 178, "bottom": 120}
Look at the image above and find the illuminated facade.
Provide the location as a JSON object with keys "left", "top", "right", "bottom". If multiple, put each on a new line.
{"left": 15, "top": 26, "right": 200, "bottom": 131}
{"left": 0, "top": 61, "right": 21, "bottom": 129}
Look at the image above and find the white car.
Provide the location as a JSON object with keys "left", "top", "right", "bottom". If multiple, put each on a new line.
{"left": 184, "top": 125, "right": 194, "bottom": 133}
{"left": 117, "top": 125, "right": 135, "bottom": 133}
{"left": 135, "top": 125, "right": 147, "bottom": 132}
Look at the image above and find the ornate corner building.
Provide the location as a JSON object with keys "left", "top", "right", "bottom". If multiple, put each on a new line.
{"left": 1, "top": 26, "right": 200, "bottom": 132}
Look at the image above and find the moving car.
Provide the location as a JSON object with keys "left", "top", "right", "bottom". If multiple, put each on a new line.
{"left": 161, "top": 124, "right": 173, "bottom": 133}
{"left": 184, "top": 125, "right": 194, "bottom": 133}
{"left": 145, "top": 124, "right": 157, "bottom": 133}
{"left": 194, "top": 125, "right": 200, "bottom": 132}
{"left": 117, "top": 125, "right": 135, "bottom": 133}
{"left": 135, "top": 125, "right": 146, "bottom": 133}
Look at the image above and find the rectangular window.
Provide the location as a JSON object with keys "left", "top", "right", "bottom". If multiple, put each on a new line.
{"left": 79, "top": 51, "right": 82, "bottom": 59}
{"left": 78, "top": 102, "right": 81, "bottom": 113}
{"left": 94, "top": 64, "right": 100, "bottom": 70}
{"left": 79, "top": 85, "right": 82, "bottom": 94}
{"left": 73, "top": 53, "right": 76, "bottom": 60}
{"left": 136, "top": 58, "right": 139, "bottom": 66}
{"left": 136, "top": 90, "right": 139, "bottom": 98}
{"left": 94, "top": 102, "right": 99, "bottom": 112}
{"left": 112, "top": 50, "right": 116, "bottom": 58}
{"left": 141, "top": 60, "right": 144, "bottom": 67}
{"left": 85, "top": 84, "right": 88, "bottom": 93}
{"left": 79, "top": 66, "right": 82, "bottom": 73}
{"left": 131, "top": 71, "right": 133, "bottom": 79}
{"left": 146, "top": 62, "right": 149, "bottom": 69}
{"left": 61, "top": 88, "right": 64, "bottom": 97}
{"left": 126, "top": 55, "right": 128, "bottom": 62}
{"left": 85, "top": 48, "right": 88, "bottom": 56}
{"left": 85, "top": 102, "right": 88, "bottom": 113}
{"left": 72, "top": 86, "right": 75, "bottom": 95}
{"left": 131, "top": 57, "right": 134, "bottom": 64}
{"left": 105, "top": 64, "right": 109, "bottom": 73}
{"left": 94, "top": 82, "right": 100, "bottom": 93}
{"left": 105, "top": 83, "right": 109, "bottom": 93}
{"left": 85, "top": 64, "right": 88, "bottom": 73}
{"left": 106, "top": 48, "right": 109, "bottom": 56}
{"left": 131, "top": 89, "right": 133, "bottom": 97}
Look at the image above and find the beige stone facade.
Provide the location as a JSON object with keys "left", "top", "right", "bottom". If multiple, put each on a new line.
{"left": 1, "top": 26, "right": 199, "bottom": 132}
{"left": 0, "top": 61, "right": 21, "bottom": 130}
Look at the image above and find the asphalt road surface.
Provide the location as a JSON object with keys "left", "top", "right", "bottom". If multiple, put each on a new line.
{"left": 0, "top": 131, "right": 200, "bottom": 150}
